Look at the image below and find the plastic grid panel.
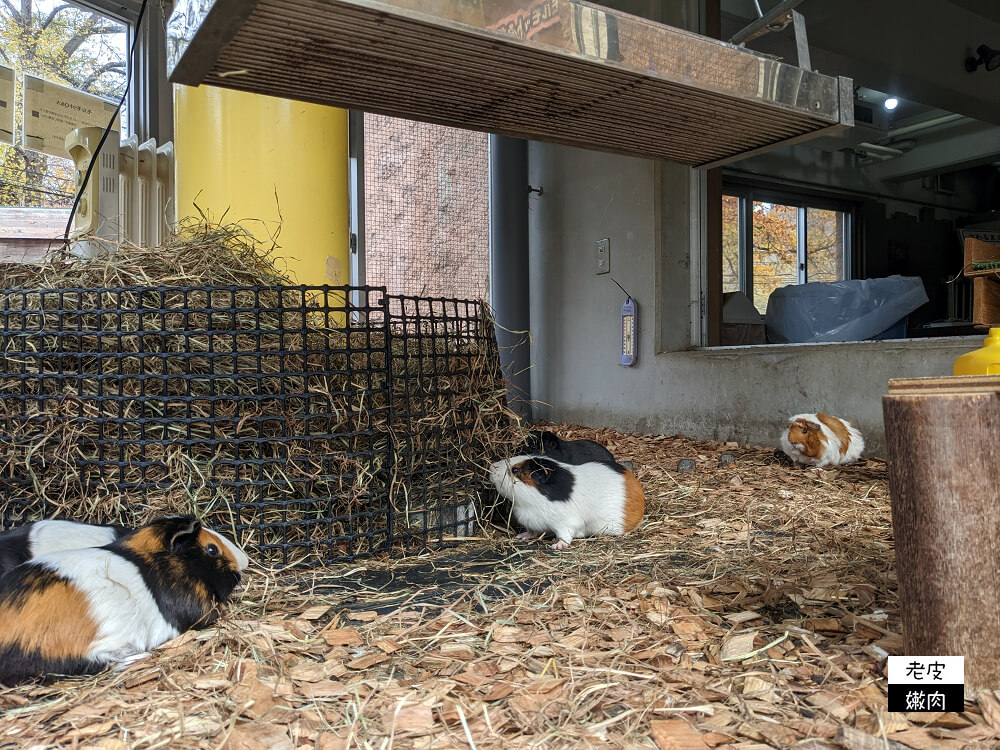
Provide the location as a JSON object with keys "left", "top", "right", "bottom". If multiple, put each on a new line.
{"left": 0, "top": 285, "right": 506, "bottom": 565}
{"left": 0, "top": 285, "right": 393, "bottom": 565}
{"left": 385, "top": 295, "right": 499, "bottom": 553}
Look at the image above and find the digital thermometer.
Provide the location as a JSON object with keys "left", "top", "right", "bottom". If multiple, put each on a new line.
{"left": 621, "top": 297, "right": 637, "bottom": 366}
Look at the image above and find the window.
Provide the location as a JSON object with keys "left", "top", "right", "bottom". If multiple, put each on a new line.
{"left": 0, "top": 1, "right": 130, "bottom": 261}
{"left": 722, "top": 191, "right": 851, "bottom": 313}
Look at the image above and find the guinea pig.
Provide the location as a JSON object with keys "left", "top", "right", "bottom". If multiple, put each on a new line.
{"left": 0, "top": 515, "right": 250, "bottom": 685}
{"left": 780, "top": 413, "right": 864, "bottom": 467}
{"left": 489, "top": 455, "right": 644, "bottom": 549}
{"left": 0, "top": 520, "right": 132, "bottom": 574}
{"left": 523, "top": 429, "right": 617, "bottom": 465}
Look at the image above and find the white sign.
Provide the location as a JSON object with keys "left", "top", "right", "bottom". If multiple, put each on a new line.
{"left": 0, "top": 64, "right": 13, "bottom": 145}
{"left": 22, "top": 74, "right": 119, "bottom": 157}
{"left": 888, "top": 655, "right": 964, "bottom": 684}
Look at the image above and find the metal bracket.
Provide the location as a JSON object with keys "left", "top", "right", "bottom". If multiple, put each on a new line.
{"left": 730, "top": 0, "right": 804, "bottom": 44}
{"left": 791, "top": 10, "right": 810, "bottom": 71}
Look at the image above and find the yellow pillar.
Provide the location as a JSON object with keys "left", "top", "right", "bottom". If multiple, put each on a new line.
{"left": 173, "top": 85, "right": 350, "bottom": 287}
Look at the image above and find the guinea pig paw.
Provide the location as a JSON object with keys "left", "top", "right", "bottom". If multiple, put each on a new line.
{"left": 550, "top": 539, "right": 571, "bottom": 550}
{"left": 110, "top": 652, "right": 152, "bottom": 672}
{"left": 515, "top": 531, "right": 538, "bottom": 540}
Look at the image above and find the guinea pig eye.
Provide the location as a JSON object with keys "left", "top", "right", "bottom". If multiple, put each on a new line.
{"left": 205, "top": 543, "right": 221, "bottom": 558}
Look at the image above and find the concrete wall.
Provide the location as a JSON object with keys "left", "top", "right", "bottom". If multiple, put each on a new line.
{"left": 527, "top": 142, "right": 979, "bottom": 456}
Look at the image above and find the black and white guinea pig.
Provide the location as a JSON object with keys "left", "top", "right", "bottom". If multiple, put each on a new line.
{"left": 0, "top": 519, "right": 132, "bottom": 574}
{"left": 0, "top": 515, "right": 250, "bottom": 685}
{"left": 489, "top": 455, "right": 645, "bottom": 549}
{"left": 523, "top": 429, "right": 617, "bottom": 465}
{"left": 780, "top": 412, "right": 865, "bottom": 467}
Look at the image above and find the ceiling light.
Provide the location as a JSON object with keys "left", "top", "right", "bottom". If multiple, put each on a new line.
{"left": 965, "top": 44, "right": 1000, "bottom": 72}
{"left": 883, "top": 97, "right": 899, "bottom": 111}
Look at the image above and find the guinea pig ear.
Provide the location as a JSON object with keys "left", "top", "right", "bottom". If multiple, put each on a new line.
{"left": 168, "top": 516, "right": 202, "bottom": 550}
{"left": 540, "top": 431, "right": 561, "bottom": 453}
{"left": 531, "top": 461, "right": 556, "bottom": 484}
{"left": 521, "top": 430, "right": 544, "bottom": 453}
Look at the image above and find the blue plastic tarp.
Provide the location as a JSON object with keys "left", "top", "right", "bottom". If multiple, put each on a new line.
{"left": 764, "top": 275, "right": 929, "bottom": 344}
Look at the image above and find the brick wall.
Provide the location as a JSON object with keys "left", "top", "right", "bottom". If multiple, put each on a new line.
{"left": 363, "top": 115, "right": 490, "bottom": 301}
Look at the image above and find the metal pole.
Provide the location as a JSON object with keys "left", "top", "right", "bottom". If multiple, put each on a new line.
{"left": 488, "top": 135, "right": 531, "bottom": 419}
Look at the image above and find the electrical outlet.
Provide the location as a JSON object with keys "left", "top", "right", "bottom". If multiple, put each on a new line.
{"left": 595, "top": 238, "right": 610, "bottom": 275}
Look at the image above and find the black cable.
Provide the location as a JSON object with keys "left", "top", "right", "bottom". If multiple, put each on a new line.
{"left": 62, "top": 0, "right": 148, "bottom": 244}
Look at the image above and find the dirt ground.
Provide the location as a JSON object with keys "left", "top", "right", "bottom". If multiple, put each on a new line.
{"left": 1, "top": 426, "right": 997, "bottom": 750}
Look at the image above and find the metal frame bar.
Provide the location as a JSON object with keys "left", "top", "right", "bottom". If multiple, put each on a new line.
{"left": 796, "top": 205, "right": 807, "bottom": 284}
{"left": 740, "top": 194, "right": 754, "bottom": 303}
{"left": 791, "top": 10, "right": 811, "bottom": 71}
{"left": 348, "top": 110, "right": 366, "bottom": 307}
{"left": 729, "top": 0, "right": 805, "bottom": 45}
{"left": 129, "top": 1, "right": 173, "bottom": 142}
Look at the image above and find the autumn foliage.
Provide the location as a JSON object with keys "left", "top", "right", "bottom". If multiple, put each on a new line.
{"left": 0, "top": 1, "right": 125, "bottom": 208}
{"left": 723, "top": 195, "right": 845, "bottom": 313}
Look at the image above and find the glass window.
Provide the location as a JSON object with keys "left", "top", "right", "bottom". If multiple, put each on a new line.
{"left": 806, "top": 207, "right": 846, "bottom": 284}
{"left": 721, "top": 194, "right": 740, "bottom": 293}
{"left": 721, "top": 192, "right": 850, "bottom": 314}
{"left": 0, "top": 2, "right": 127, "bottom": 211}
{"left": 751, "top": 201, "right": 799, "bottom": 313}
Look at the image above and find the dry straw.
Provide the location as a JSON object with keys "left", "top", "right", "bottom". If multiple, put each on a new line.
{"left": 6, "top": 429, "right": 992, "bottom": 749}
{"left": 0, "top": 218, "right": 527, "bottom": 564}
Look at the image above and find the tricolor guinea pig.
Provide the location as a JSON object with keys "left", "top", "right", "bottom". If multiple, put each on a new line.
{"left": 524, "top": 429, "right": 617, "bottom": 465}
{"left": 0, "top": 520, "right": 132, "bottom": 575}
{"left": 489, "top": 455, "right": 644, "bottom": 549}
{"left": 0, "top": 515, "right": 250, "bottom": 685}
{"left": 780, "top": 413, "right": 864, "bottom": 467}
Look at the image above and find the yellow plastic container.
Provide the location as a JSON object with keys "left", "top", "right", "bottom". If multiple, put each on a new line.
{"left": 173, "top": 85, "right": 350, "bottom": 287}
{"left": 953, "top": 327, "right": 1000, "bottom": 375}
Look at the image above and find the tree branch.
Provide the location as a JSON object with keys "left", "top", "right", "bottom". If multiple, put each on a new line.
{"left": 2, "top": 0, "right": 19, "bottom": 20}
{"left": 62, "top": 26, "right": 124, "bottom": 58}
{"left": 40, "top": 3, "right": 71, "bottom": 30}
{"left": 61, "top": 33, "right": 86, "bottom": 58}
{"left": 78, "top": 61, "right": 125, "bottom": 90}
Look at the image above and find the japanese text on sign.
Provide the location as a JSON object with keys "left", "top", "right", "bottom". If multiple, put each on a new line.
{"left": 887, "top": 656, "right": 964, "bottom": 713}
{"left": 22, "top": 74, "right": 119, "bottom": 158}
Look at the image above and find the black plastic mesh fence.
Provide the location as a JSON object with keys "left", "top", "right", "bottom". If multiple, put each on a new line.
{"left": 0, "top": 285, "right": 508, "bottom": 565}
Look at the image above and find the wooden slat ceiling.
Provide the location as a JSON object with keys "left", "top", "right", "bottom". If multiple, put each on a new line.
{"left": 167, "top": 0, "right": 853, "bottom": 167}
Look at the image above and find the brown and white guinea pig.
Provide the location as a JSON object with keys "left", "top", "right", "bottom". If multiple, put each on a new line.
{"left": 0, "top": 520, "right": 132, "bottom": 575}
{"left": 780, "top": 413, "right": 865, "bottom": 467}
{"left": 489, "top": 455, "right": 644, "bottom": 549}
{"left": 0, "top": 515, "right": 249, "bottom": 685}
{"left": 523, "top": 429, "right": 617, "bottom": 465}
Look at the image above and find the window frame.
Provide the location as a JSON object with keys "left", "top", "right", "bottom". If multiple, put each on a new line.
{"left": 722, "top": 183, "right": 857, "bottom": 307}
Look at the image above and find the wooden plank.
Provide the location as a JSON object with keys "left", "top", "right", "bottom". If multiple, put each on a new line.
{"left": 167, "top": 0, "right": 849, "bottom": 167}
{"left": 0, "top": 207, "right": 69, "bottom": 239}
{"left": 888, "top": 375, "right": 1000, "bottom": 395}
{"left": 0, "top": 238, "right": 57, "bottom": 263}
{"left": 974, "top": 276, "right": 1000, "bottom": 327}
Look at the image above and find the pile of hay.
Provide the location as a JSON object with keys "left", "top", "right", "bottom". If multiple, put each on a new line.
{"left": 0, "top": 219, "right": 525, "bottom": 565}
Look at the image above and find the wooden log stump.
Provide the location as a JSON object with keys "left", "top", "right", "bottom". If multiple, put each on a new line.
{"left": 883, "top": 375, "right": 1000, "bottom": 697}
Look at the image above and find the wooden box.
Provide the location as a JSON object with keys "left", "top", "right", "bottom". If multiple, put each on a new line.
{"left": 973, "top": 276, "right": 1000, "bottom": 326}
{"left": 964, "top": 237, "right": 1000, "bottom": 277}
